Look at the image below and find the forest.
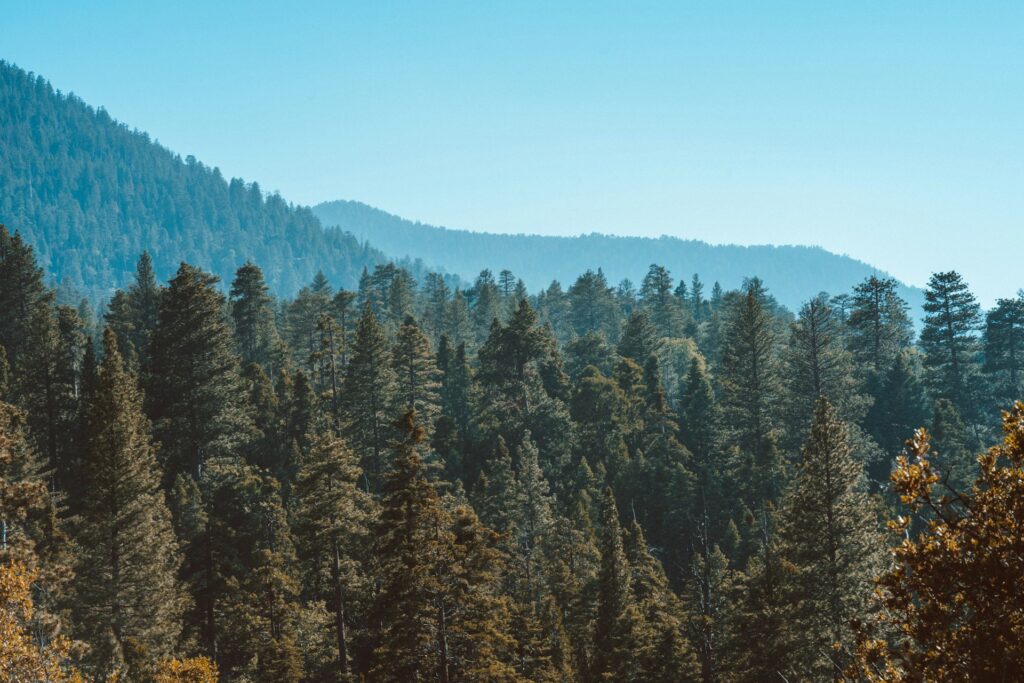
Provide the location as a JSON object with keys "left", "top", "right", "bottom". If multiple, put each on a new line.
{"left": 3, "top": 220, "right": 1024, "bottom": 682}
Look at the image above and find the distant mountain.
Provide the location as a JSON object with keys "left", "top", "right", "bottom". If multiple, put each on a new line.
{"left": 0, "top": 61, "right": 390, "bottom": 302}
{"left": 0, "top": 58, "right": 923, "bottom": 313}
{"left": 314, "top": 200, "right": 924, "bottom": 312}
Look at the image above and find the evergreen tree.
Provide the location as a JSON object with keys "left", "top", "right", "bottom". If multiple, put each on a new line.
{"left": 293, "top": 427, "right": 372, "bottom": 681}
{"left": 342, "top": 304, "right": 396, "bottom": 490}
{"left": 285, "top": 273, "right": 335, "bottom": 378}
{"left": 782, "top": 294, "right": 865, "bottom": 445}
{"left": 14, "top": 304, "right": 85, "bottom": 493}
{"left": 391, "top": 316, "right": 441, "bottom": 427}
{"left": 639, "top": 265, "right": 685, "bottom": 339}
{"left": 201, "top": 457, "right": 303, "bottom": 680}
{"left": 847, "top": 276, "right": 913, "bottom": 374}
{"left": 0, "top": 225, "right": 54, "bottom": 370}
{"left": 624, "top": 522, "right": 700, "bottom": 683}
{"left": 0, "top": 399, "right": 73, "bottom": 650}
{"left": 567, "top": 270, "right": 620, "bottom": 342}
{"left": 616, "top": 310, "right": 659, "bottom": 364}
{"left": 105, "top": 252, "right": 163, "bottom": 371}
{"left": 777, "top": 398, "right": 886, "bottom": 679}
{"left": 145, "top": 264, "right": 255, "bottom": 482}
{"left": 590, "top": 488, "right": 637, "bottom": 682}
{"left": 719, "top": 283, "right": 784, "bottom": 513}
{"left": 74, "top": 329, "right": 186, "bottom": 678}
{"left": 421, "top": 272, "right": 452, "bottom": 346}
{"left": 230, "top": 261, "right": 284, "bottom": 374}
{"left": 929, "top": 398, "right": 974, "bottom": 493}
{"left": 862, "top": 350, "right": 929, "bottom": 479}
{"left": 983, "top": 293, "right": 1024, "bottom": 411}
{"left": 370, "top": 412, "right": 520, "bottom": 682}
{"left": 920, "top": 271, "right": 982, "bottom": 419}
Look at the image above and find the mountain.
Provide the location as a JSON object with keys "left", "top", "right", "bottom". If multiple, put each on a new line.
{"left": 314, "top": 200, "right": 924, "bottom": 313}
{"left": 1, "top": 58, "right": 921, "bottom": 313}
{"left": 0, "top": 61, "right": 392, "bottom": 302}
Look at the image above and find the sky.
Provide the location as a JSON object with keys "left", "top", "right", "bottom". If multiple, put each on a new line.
{"left": 3, "top": 1, "right": 1022, "bottom": 304}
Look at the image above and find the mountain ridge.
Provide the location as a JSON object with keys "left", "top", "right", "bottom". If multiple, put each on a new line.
{"left": 313, "top": 199, "right": 925, "bottom": 313}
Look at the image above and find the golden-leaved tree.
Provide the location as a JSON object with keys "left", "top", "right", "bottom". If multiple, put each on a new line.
{"left": 852, "top": 401, "right": 1024, "bottom": 680}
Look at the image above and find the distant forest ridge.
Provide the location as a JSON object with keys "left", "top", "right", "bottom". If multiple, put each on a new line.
{"left": 2, "top": 57, "right": 919, "bottom": 315}
{"left": 314, "top": 200, "right": 925, "bottom": 314}
{"left": 0, "top": 61, "right": 429, "bottom": 303}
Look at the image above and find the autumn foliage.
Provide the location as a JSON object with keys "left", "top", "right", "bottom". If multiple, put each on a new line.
{"left": 852, "top": 401, "right": 1024, "bottom": 680}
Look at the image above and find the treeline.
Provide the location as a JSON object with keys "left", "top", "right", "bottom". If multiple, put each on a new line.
{"left": 313, "top": 199, "right": 925, "bottom": 313}
{"left": 2, "top": 221, "right": 1024, "bottom": 681}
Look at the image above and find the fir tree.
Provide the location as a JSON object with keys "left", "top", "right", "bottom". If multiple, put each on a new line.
{"left": 342, "top": 304, "right": 396, "bottom": 490}
{"left": 567, "top": 270, "right": 620, "bottom": 342}
{"left": 230, "top": 261, "right": 284, "bottom": 374}
{"left": 862, "top": 350, "right": 929, "bottom": 480}
{"left": 639, "top": 265, "right": 685, "bottom": 339}
{"left": 391, "top": 316, "right": 441, "bottom": 427}
{"left": 920, "top": 271, "right": 982, "bottom": 419}
{"left": 74, "top": 329, "right": 187, "bottom": 677}
{"left": 293, "top": 427, "right": 372, "bottom": 682}
{"left": 617, "top": 310, "right": 659, "bottom": 363}
{"left": 145, "top": 263, "right": 255, "bottom": 482}
{"left": 777, "top": 398, "right": 886, "bottom": 679}
{"left": 782, "top": 294, "right": 866, "bottom": 445}
{"left": 847, "top": 276, "right": 913, "bottom": 374}
{"left": 590, "top": 488, "right": 637, "bottom": 682}
{"left": 983, "top": 293, "right": 1024, "bottom": 411}
{"left": 719, "top": 283, "right": 783, "bottom": 514}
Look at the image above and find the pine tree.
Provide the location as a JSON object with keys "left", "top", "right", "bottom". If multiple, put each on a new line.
{"left": 435, "top": 339, "right": 474, "bottom": 483}
{"left": 105, "top": 252, "right": 163, "bottom": 371}
{"left": 472, "top": 270, "right": 503, "bottom": 342}
{"left": 293, "top": 427, "right": 372, "bottom": 681}
{"left": 0, "top": 225, "right": 53, "bottom": 370}
{"left": 590, "top": 488, "right": 638, "bottom": 682}
{"left": 719, "top": 283, "right": 783, "bottom": 513}
{"left": 624, "top": 522, "right": 700, "bottom": 683}
{"left": 230, "top": 261, "right": 284, "bottom": 374}
{"left": 679, "top": 358, "right": 729, "bottom": 546}
{"left": 145, "top": 263, "right": 256, "bottom": 482}
{"left": 782, "top": 294, "right": 866, "bottom": 445}
{"left": 201, "top": 457, "right": 303, "bottom": 680}
{"left": 639, "top": 265, "right": 685, "bottom": 339}
{"left": 391, "top": 316, "right": 441, "bottom": 427}
{"left": 567, "top": 270, "right": 620, "bottom": 342}
{"left": 847, "top": 276, "right": 913, "bottom": 374}
{"left": 14, "top": 304, "right": 85, "bottom": 494}
{"left": 929, "top": 398, "right": 974, "bottom": 493}
{"left": 983, "top": 293, "right": 1024, "bottom": 411}
{"left": 370, "top": 412, "right": 521, "bottom": 682}
{"left": 285, "top": 273, "right": 335, "bottom": 378}
{"left": 421, "top": 272, "right": 452, "bottom": 346}
{"left": 862, "top": 350, "right": 929, "bottom": 480}
{"left": 74, "top": 329, "right": 187, "bottom": 678}
{"left": 617, "top": 310, "right": 659, "bottom": 363}
{"left": 342, "top": 304, "right": 396, "bottom": 490}
{"left": 777, "top": 397, "right": 886, "bottom": 679}
{"left": 920, "top": 271, "right": 982, "bottom": 419}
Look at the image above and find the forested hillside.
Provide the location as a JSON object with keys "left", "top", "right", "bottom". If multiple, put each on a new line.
{"left": 314, "top": 199, "right": 925, "bottom": 313}
{"left": 4, "top": 217, "right": 1024, "bottom": 680}
{"left": 0, "top": 61, "right": 394, "bottom": 302}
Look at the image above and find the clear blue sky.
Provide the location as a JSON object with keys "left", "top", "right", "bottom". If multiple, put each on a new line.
{"left": 3, "top": 1, "right": 1022, "bottom": 304}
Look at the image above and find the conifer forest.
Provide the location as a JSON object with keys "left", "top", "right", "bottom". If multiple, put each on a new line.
{"left": 3, "top": 8, "right": 1024, "bottom": 681}
{"left": 4, "top": 218, "right": 1024, "bottom": 680}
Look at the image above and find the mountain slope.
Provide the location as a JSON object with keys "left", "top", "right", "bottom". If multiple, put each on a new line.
{"left": 314, "top": 200, "right": 924, "bottom": 312}
{"left": 0, "top": 61, "right": 386, "bottom": 301}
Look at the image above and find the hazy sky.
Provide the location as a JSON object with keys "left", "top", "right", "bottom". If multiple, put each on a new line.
{"left": 4, "top": 2, "right": 1022, "bottom": 304}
